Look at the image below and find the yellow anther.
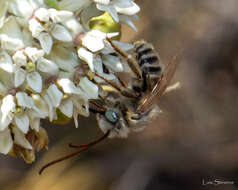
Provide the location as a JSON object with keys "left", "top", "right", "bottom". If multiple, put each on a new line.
{"left": 26, "top": 61, "right": 36, "bottom": 72}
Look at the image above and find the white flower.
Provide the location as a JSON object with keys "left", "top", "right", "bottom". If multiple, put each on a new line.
{"left": 13, "top": 47, "right": 59, "bottom": 93}
{"left": 0, "top": 92, "right": 39, "bottom": 136}
{"left": 94, "top": 0, "right": 140, "bottom": 23}
{"left": 28, "top": 9, "right": 74, "bottom": 54}
{"left": 57, "top": 78, "right": 91, "bottom": 127}
{"left": 77, "top": 31, "right": 118, "bottom": 72}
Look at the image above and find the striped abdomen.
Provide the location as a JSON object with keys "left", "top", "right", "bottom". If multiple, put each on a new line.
{"left": 134, "top": 41, "right": 164, "bottom": 92}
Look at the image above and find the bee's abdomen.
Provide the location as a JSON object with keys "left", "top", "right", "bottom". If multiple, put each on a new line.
{"left": 134, "top": 41, "right": 164, "bottom": 91}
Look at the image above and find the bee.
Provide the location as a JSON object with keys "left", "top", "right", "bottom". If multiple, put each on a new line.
{"left": 39, "top": 39, "right": 180, "bottom": 175}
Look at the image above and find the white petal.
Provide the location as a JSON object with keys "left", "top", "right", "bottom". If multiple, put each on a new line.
{"left": 43, "top": 93, "right": 54, "bottom": 121}
{"left": 0, "top": 128, "right": 13, "bottom": 154}
{"left": 73, "top": 110, "right": 78, "bottom": 128}
{"left": 16, "top": 92, "right": 35, "bottom": 109}
{"left": 107, "top": 32, "right": 119, "bottom": 38}
{"left": 94, "top": 0, "right": 110, "bottom": 5}
{"left": 37, "top": 57, "right": 59, "bottom": 74}
{"left": 47, "top": 84, "right": 63, "bottom": 107}
{"left": 112, "top": 40, "right": 134, "bottom": 51}
{"left": 29, "top": 18, "right": 45, "bottom": 38}
{"left": 77, "top": 47, "right": 94, "bottom": 71}
{"left": 1, "top": 95, "right": 15, "bottom": 125}
{"left": 38, "top": 32, "right": 53, "bottom": 54}
{"left": 0, "top": 0, "right": 8, "bottom": 28}
{"left": 97, "top": 4, "right": 119, "bottom": 22}
{"left": 93, "top": 57, "right": 116, "bottom": 83}
{"left": 0, "top": 112, "right": 13, "bottom": 131}
{"left": 82, "top": 31, "right": 105, "bottom": 52}
{"left": 22, "top": 28, "right": 33, "bottom": 47}
{"left": 0, "top": 17, "right": 24, "bottom": 51}
{"left": 57, "top": 78, "right": 85, "bottom": 95}
{"left": 88, "top": 29, "right": 106, "bottom": 39}
{"left": 0, "top": 81, "right": 7, "bottom": 96}
{"left": 78, "top": 77, "right": 98, "bottom": 99}
{"left": 34, "top": 8, "right": 50, "bottom": 22}
{"left": 28, "top": 0, "right": 44, "bottom": 11}
{"left": 31, "top": 94, "right": 49, "bottom": 118}
{"left": 93, "top": 55, "right": 103, "bottom": 74}
{"left": 26, "top": 72, "right": 42, "bottom": 93}
{"left": 51, "top": 45, "right": 79, "bottom": 72}
{"left": 59, "top": 0, "right": 91, "bottom": 12}
{"left": 113, "top": 0, "right": 133, "bottom": 8}
{"left": 12, "top": 50, "right": 27, "bottom": 67}
{"left": 119, "top": 14, "right": 138, "bottom": 31}
{"left": 0, "top": 51, "right": 14, "bottom": 73}
{"left": 59, "top": 99, "right": 73, "bottom": 118}
{"left": 29, "top": 116, "right": 40, "bottom": 132}
{"left": 49, "top": 8, "right": 73, "bottom": 23}
{"left": 62, "top": 17, "right": 84, "bottom": 38}
{"left": 14, "top": 67, "right": 26, "bottom": 87}
{"left": 82, "top": 36, "right": 104, "bottom": 52}
{"left": 0, "top": 34, "right": 24, "bottom": 51}
{"left": 24, "top": 47, "right": 45, "bottom": 63}
{"left": 8, "top": 0, "right": 34, "bottom": 20}
{"left": 102, "top": 54, "right": 123, "bottom": 72}
{"left": 51, "top": 24, "right": 72, "bottom": 42}
{"left": 72, "top": 96, "right": 89, "bottom": 117}
{"left": 115, "top": 2, "right": 140, "bottom": 15}
{"left": 14, "top": 114, "right": 29, "bottom": 134}
{"left": 12, "top": 126, "right": 32, "bottom": 150}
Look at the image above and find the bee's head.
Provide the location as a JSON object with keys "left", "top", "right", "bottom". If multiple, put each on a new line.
{"left": 96, "top": 108, "right": 129, "bottom": 138}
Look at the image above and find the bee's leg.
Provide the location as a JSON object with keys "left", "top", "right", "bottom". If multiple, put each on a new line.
{"left": 114, "top": 73, "right": 128, "bottom": 88}
{"left": 89, "top": 100, "right": 107, "bottom": 113}
{"left": 106, "top": 37, "right": 142, "bottom": 79}
{"left": 94, "top": 72, "right": 139, "bottom": 99}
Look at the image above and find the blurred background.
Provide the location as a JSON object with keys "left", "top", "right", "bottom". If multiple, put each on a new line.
{"left": 1, "top": 0, "right": 238, "bottom": 189}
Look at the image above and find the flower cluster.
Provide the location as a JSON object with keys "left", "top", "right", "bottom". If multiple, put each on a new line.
{"left": 0, "top": 0, "right": 140, "bottom": 162}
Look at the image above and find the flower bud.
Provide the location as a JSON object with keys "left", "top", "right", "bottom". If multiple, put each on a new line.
{"left": 89, "top": 12, "right": 121, "bottom": 40}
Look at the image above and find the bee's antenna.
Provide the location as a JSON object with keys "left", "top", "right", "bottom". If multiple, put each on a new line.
{"left": 69, "top": 130, "right": 110, "bottom": 148}
{"left": 38, "top": 131, "right": 110, "bottom": 175}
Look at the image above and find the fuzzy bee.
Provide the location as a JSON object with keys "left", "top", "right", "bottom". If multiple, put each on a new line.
{"left": 91, "top": 38, "right": 179, "bottom": 138}
{"left": 39, "top": 39, "right": 180, "bottom": 175}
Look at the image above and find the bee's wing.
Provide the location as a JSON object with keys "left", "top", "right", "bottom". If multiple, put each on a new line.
{"left": 136, "top": 53, "right": 180, "bottom": 113}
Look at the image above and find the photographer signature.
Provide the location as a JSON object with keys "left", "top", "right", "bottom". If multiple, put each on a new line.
{"left": 202, "top": 179, "right": 234, "bottom": 186}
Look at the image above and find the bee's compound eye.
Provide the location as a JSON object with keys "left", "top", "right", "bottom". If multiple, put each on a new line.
{"left": 105, "top": 109, "right": 118, "bottom": 123}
